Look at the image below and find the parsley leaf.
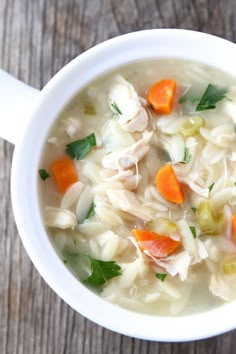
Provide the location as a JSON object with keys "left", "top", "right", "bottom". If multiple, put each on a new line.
{"left": 196, "top": 84, "right": 228, "bottom": 111}
{"left": 208, "top": 182, "right": 215, "bottom": 192}
{"left": 66, "top": 133, "right": 96, "bottom": 160}
{"left": 181, "top": 147, "right": 191, "bottom": 164}
{"left": 156, "top": 273, "right": 167, "bottom": 282}
{"left": 38, "top": 169, "right": 50, "bottom": 180}
{"left": 111, "top": 101, "right": 122, "bottom": 115}
{"left": 63, "top": 252, "right": 122, "bottom": 288}
{"left": 83, "top": 256, "right": 122, "bottom": 287}
{"left": 85, "top": 202, "right": 96, "bottom": 220}
{"left": 191, "top": 207, "right": 197, "bottom": 214}
{"left": 189, "top": 226, "right": 197, "bottom": 239}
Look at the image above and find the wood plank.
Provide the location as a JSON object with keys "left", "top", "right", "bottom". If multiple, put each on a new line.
{"left": 0, "top": 0, "right": 236, "bottom": 353}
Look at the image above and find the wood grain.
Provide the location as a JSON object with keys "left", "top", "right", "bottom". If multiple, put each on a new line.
{"left": 0, "top": 0, "right": 236, "bottom": 353}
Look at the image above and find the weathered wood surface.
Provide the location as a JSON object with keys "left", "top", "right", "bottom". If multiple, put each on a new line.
{"left": 0, "top": 1, "right": 236, "bottom": 353}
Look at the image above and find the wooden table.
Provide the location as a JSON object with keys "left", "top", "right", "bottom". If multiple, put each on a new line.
{"left": 0, "top": 1, "right": 235, "bottom": 353}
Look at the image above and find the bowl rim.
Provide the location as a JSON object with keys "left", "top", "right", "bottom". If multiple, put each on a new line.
{"left": 11, "top": 28, "right": 236, "bottom": 342}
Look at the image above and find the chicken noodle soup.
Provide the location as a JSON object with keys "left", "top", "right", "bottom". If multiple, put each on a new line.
{"left": 39, "top": 59, "right": 236, "bottom": 316}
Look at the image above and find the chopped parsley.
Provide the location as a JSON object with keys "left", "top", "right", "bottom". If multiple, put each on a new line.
{"left": 38, "top": 169, "right": 50, "bottom": 180}
{"left": 85, "top": 202, "right": 96, "bottom": 220}
{"left": 111, "top": 101, "right": 122, "bottom": 115}
{"left": 179, "top": 84, "right": 228, "bottom": 112}
{"left": 196, "top": 84, "right": 228, "bottom": 111}
{"left": 66, "top": 133, "right": 96, "bottom": 160}
{"left": 84, "top": 256, "right": 122, "bottom": 287}
{"left": 156, "top": 273, "right": 167, "bottom": 282}
{"left": 191, "top": 207, "right": 197, "bottom": 214}
{"left": 189, "top": 226, "right": 197, "bottom": 239}
{"left": 208, "top": 182, "right": 215, "bottom": 192}
{"left": 63, "top": 252, "right": 122, "bottom": 288}
{"left": 181, "top": 147, "right": 191, "bottom": 164}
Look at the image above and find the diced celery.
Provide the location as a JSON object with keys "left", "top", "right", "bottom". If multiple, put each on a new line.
{"left": 197, "top": 200, "right": 223, "bottom": 235}
{"left": 179, "top": 115, "right": 205, "bottom": 137}
{"left": 223, "top": 258, "right": 236, "bottom": 275}
{"left": 148, "top": 218, "right": 177, "bottom": 235}
{"left": 83, "top": 104, "right": 96, "bottom": 115}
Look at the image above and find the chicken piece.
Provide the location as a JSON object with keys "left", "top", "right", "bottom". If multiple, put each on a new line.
{"left": 177, "top": 220, "right": 208, "bottom": 264}
{"left": 209, "top": 274, "right": 235, "bottom": 301}
{"left": 150, "top": 251, "right": 191, "bottom": 281}
{"left": 102, "top": 131, "right": 153, "bottom": 170}
{"left": 45, "top": 206, "right": 77, "bottom": 229}
{"left": 100, "top": 168, "right": 134, "bottom": 181}
{"left": 106, "top": 189, "right": 153, "bottom": 221}
{"left": 121, "top": 106, "right": 148, "bottom": 132}
{"left": 109, "top": 75, "right": 148, "bottom": 132}
{"left": 62, "top": 117, "right": 81, "bottom": 137}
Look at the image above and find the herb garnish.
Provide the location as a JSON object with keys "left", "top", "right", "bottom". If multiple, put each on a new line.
{"left": 84, "top": 256, "right": 122, "bottom": 287}
{"left": 195, "top": 84, "right": 228, "bottom": 111}
{"left": 66, "top": 133, "right": 96, "bottom": 160}
{"left": 181, "top": 147, "right": 191, "bottom": 164}
{"left": 208, "top": 182, "right": 215, "bottom": 192}
{"left": 111, "top": 101, "right": 122, "bottom": 115}
{"left": 189, "top": 226, "right": 197, "bottom": 239}
{"left": 156, "top": 273, "right": 167, "bottom": 282}
{"left": 85, "top": 202, "right": 96, "bottom": 220}
{"left": 63, "top": 252, "right": 122, "bottom": 288}
{"left": 38, "top": 169, "right": 50, "bottom": 180}
{"left": 191, "top": 207, "right": 197, "bottom": 214}
{"left": 179, "top": 84, "right": 228, "bottom": 112}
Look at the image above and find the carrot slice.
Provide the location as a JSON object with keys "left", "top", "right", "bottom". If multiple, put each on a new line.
{"left": 50, "top": 157, "right": 78, "bottom": 194}
{"left": 131, "top": 229, "right": 180, "bottom": 258}
{"left": 155, "top": 163, "right": 184, "bottom": 204}
{"left": 232, "top": 215, "right": 236, "bottom": 243}
{"left": 147, "top": 79, "right": 176, "bottom": 114}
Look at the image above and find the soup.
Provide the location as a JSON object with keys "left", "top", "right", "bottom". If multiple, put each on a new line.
{"left": 39, "top": 59, "right": 236, "bottom": 316}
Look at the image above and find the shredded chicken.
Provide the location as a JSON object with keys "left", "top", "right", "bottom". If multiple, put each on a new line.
{"left": 209, "top": 274, "right": 235, "bottom": 301}
{"left": 177, "top": 220, "right": 208, "bottom": 264}
{"left": 109, "top": 75, "right": 148, "bottom": 132}
{"left": 102, "top": 131, "right": 153, "bottom": 170}
{"left": 62, "top": 117, "right": 81, "bottom": 137}
{"left": 106, "top": 189, "right": 153, "bottom": 221}
{"left": 150, "top": 251, "right": 191, "bottom": 281}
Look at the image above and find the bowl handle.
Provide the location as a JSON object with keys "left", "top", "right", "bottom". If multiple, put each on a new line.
{"left": 0, "top": 70, "right": 40, "bottom": 145}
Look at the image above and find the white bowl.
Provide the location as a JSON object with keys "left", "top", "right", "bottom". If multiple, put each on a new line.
{"left": 5, "top": 29, "right": 236, "bottom": 341}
